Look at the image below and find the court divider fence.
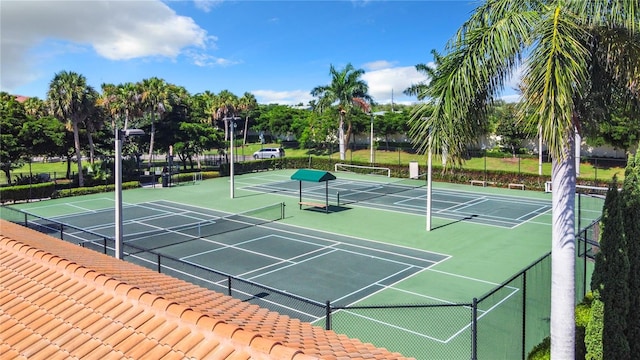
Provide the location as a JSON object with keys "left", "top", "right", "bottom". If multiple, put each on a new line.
{"left": 0, "top": 205, "right": 601, "bottom": 360}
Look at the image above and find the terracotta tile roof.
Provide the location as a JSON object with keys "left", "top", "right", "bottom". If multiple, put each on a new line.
{"left": 0, "top": 220, "right": 412, "bottom": 359}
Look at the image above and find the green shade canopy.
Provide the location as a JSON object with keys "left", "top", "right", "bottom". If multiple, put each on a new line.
{"left": 290, "top": 169, "right": 335, "bottom": 213}
{"left": 290, "top": 169, "right": 336, "bottom": 182}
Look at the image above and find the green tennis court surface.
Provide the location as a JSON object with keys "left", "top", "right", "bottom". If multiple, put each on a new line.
{"left": 6, "top": 169, "right": 604, "bottom": 359}
{"left": 23, "top": 199, "right": 447, "bottom": 317}
{"left": 243, "top": 176, "right": 552, "bottom": 228}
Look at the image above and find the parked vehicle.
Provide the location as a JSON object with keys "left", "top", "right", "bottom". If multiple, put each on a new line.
{"left": 253, "top": 148, "right": 285, "bottom": 159}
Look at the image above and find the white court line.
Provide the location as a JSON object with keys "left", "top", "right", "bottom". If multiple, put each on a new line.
{"left": 248, "top": 249, "right": 340, "bottom": 281}
{"left": 439, "top": 198, "right": 488, "bottom": 213}
{"left": 261, "top": 221, "right": 451, "bottom": 262}
{"left": 182, "top": 235, "right": 295, "bottom": 263}
{"left": 338, "top": 310, "right": 449, "bottom": 343}
{"left": 331, "top": 266, "right": 416, "bottom": 303}
{"left": 125, "top": 251, "right": 321, "bottom": 319}
{"left": 516, "top": 205, "right": 552, "bottom": 221}
{"left": 66, "top": 203, "right": 99, "bottom": 213}
{"left": 239, "top": 243, "right": 340, "bottom": 279}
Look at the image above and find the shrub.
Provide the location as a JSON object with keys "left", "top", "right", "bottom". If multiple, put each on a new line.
{"left": 527, "top": 336, "right": 550, "bottom": 360}
{"left": 51, "top": 181, "right": 140, "bottom": 199}
{"left": 0, "top": 182, "right": 57, "bottom": 203}
{"left": 585, "top": 295, "right": 604, "bottom": 360}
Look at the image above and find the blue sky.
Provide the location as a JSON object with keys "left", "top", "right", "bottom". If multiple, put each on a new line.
{"left": 1, "top": 0, "right": 520, "bottom": 105}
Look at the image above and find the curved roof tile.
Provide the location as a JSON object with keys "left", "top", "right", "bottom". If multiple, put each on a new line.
{"left": 1, "top": 220, "right": 413, "bottom": 359}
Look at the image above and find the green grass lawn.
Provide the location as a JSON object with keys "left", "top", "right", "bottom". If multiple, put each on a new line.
{"left": 3, "top": 144, "right": 625, "bottom": 185}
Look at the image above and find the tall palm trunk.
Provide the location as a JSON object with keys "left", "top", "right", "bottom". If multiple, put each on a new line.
{"left": 243, "top": 115, "right": 249, "bottom": 145}
{"left": 71, "top": 118, "right": 84, "bottom": 187}
{"left": 338, "top": 111, "right": 345, "bottom": 160}
{"left": 223, "top": 118, "right": 229, "bottom": 141}
{"left": 550, "top": 133, "right": 576, "bottom": 359}
{"left": 86, "top": 131, "right": 95, "bottom": 164}
{"left": 345, "top": 121, "right": 353, "bottom": 154}
{"left": 147, "top": 113, "right": 156, "bottom": 169}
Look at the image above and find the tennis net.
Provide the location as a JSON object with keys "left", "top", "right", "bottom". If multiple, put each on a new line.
{"left": 544, "top": 181, "right": 616, "bottom": 198}
{"left": 334, "top": 163, "right": 391, "bottom": 177}
{"left": 336, "top": 173, "right": 427, "bottom": 205}
{"left": 120, "top": 202, "right": 285, "bottom": 252}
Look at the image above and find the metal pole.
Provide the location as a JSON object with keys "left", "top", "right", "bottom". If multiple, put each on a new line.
{"left": 427, "top": 133, "right": 433, "bottom": 231}
{"left": 370, "top": 113, "right": 374, "bottom": 164}
{"left": 230, "top": 119, "right": 235, "bottom": 198}
{"left": 115, "top": 130, "right": 123, "bottom": 259}
{"left": 538, "top": 125, "right": 543, "bottom": 176}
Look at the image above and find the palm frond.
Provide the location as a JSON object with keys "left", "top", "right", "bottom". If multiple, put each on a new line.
{"left": 521, "top": 4, "right": 590, "bottom": 159}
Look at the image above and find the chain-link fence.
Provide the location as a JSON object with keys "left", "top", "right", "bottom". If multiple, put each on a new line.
{"left": 0, "top": 204, "right": 601, "bottom": 359}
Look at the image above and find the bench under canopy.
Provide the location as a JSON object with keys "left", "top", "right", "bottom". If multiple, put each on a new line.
{"left": 290, "top": 169, "right": 336, "bottom": 213}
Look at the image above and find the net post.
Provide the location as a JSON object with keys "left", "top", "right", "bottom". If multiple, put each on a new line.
{"left": 157, "top": 254, "right": 161, "bottom": 273}
{"left": 60, "top": 223, "right": 64, "bottom": 240}
{"left": 325, "top": 300, "right": 331, "bottom": 330}
{"left": 227, "top": 277, "right": 232, "bottom": 296}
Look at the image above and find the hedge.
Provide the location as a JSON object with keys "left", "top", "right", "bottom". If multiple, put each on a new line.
{"left": 0, "top": 182, "right": 57, "bottom": 204}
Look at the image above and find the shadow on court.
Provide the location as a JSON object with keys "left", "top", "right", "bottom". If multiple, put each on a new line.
{"left": 302, "top": 205, "right": 351, "bottom": 214}
{"left": 431, "top": 214, "right": 479, "bottom": 231}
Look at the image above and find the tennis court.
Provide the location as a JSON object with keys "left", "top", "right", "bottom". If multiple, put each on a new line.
{"left": 242, "top": 174, "right": 552, "bottom": 228}
{"left": 5, "top": 169, "right": 604, "bottom": 359}
{"left": 21, "top": 198, "right": 449, "bottom": 318}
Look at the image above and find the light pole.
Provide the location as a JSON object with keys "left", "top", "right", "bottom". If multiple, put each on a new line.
{"left": 370, "top": 112, "right": 374, "bottom": 164}
{"left": 426, "top": 129, "right": 433, "bottom": 231}
{"left": 115, "top": 128, "right": 144, "bottom": 260}
{"left": 225, "top": 116, "right": 241, "bottom": 198}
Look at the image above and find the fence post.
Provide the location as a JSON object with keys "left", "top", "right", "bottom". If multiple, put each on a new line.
{"left": 582, "top": 229, "right": 588, "bottom": 299}
{"left": 472, "top": 298, "right": 478, "bottom": 360}
{"left": 522, "top": 272, "right": 527, "bottom": 360}
{"left": 325, "top": 300, "right": 331, "bottom": 330}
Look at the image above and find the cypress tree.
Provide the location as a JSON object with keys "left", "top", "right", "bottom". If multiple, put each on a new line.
{"left": 622, "top": 148, "right": 640, "bottom": 354}
{"left": 590, "top": 177, "right": 629, "bottom": 359}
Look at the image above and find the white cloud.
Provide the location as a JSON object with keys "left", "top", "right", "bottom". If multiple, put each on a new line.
{"left": 253, "top": 89, "right": 313, "bottom": 105}
{"left": 361, "top": 62, "right": 428, "bottom": 104}
{"left": 193, "top": 0, "right": 223, "bottom": 13}
{"left": 363, "top": 60, "right": 396, "bottom": 71}
{"left": 0, "top": 0, "right": 213, "bottom": 91}
{"left": 188, "top": 51, "right": 239, "bottom": 67}
{"left": 505, "top": 63, "right": 526, "bottom": 92}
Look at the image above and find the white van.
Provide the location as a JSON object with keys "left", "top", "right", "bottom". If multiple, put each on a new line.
{"left": 252, "top": 148, "right": 285, "bottom": 159}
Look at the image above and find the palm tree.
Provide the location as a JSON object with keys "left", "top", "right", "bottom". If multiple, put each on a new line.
{"left": 22, "top": 97, "right": 46, "bottom": 119}
{"left": 239, "top": 92, "right": 258, "bottom": 145}
{"left": 47, "top": 71, "right": 96, "bottom": 187}
{"left": 118, "top": 82, "right": 142, "bottom": 131}
{"left": 214, "top": 90, "right": 240, "bottom": 142}
{"left": 408, "top": 1, "right": 639, "bottom": 358}
{"left": 138, "top": 77, "right": 171, "bottom": 168}
{"left": 198, "top": 90, "right": 218, "bottom": 127}
{"left": 311, "top": 63, "right": 373, "bottom": 160}
{"left": 403, "top": 49, "right": 443, "bottom": 101}
{"left": 82, "top": 88, "right": 99, "bottom": 164}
